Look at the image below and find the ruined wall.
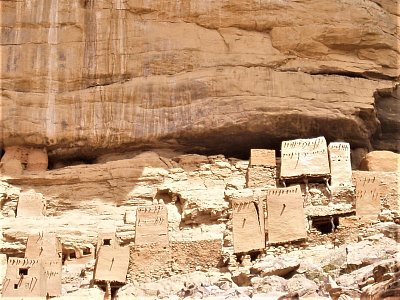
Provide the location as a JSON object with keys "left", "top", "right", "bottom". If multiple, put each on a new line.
{"left": 129, "top": 240, "right": 222, "bottom": 282}
{"left": 1, "top": 0, "right": 398, "bottom": 158}
{"left": 246, "top": 149, "right": 276, "bottom": 188}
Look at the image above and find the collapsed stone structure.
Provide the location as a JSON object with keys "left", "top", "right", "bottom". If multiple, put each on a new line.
{"left": 129, "top": 240, "right": 222, "bottom": 282}
{"left": 246, "top": 149, "right": 277, "bottom": 188}
{"left": 130, "top": 203, "right": 222, "bottom": 282}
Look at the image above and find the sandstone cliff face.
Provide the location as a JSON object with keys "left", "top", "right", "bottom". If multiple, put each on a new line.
{"left": 1, "top": 0, "right": 399, "bottom": 158}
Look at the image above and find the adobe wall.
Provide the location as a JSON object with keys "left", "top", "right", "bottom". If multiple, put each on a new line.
{"left": 63, "top": 244, "right": 95, "bottom": 264}
{"left": 0, "top": 254, "right": 6, "bottom": 292}
{"left": 352, "top": 171, "right": 399, "bottom": 215}
{"left": 16, "top": 192, "right": 46, "bottom": 218}
{"left": 280, "top": 137, "right": 330, "bottom": 179}
{"left": 254, "top": 183, "right": 354, "bottom": 218}
{"left": 134, "top": 205, "right": 168, "bottom": 246}
{"left": 328, "top": 142, "right": 352, "bottom": 189}
{"left": 170, "top": 239, "right": 222, "bottom": 272}
{"left": 94, "top": 246, "right": 130, "bottom": 283}
{"left": 43, "top": 260, "right": 62, "bottom": 297}
{"left": 2, "top": 258, "right": 46, "bottom": 298}
{"left": 246, "top": 166, "right": 276, "bottom": 188}
{"left": 232, "top": 197, "right": 265, "bottom": 253}
{"left": 265, "top": 185, "right": 307, "bottom": 244}
{"left": 96, "top": 232, "right": 118, "bottom": 254}
{"left": 129, "top": 244, "right": 171, "bottom": 281}
{"left": 25, "top": 234, "right": 62, "bottom": 260}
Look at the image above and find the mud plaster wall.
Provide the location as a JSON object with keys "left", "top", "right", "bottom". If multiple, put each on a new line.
{"left": 247, "top": 149, "right": 277, "bottom": 188}
{"left": 129, "top": 240, "right": 222, "bottom": 282}
{"left": 280, "top": 137, "right": 330, "bottom": 178}
{"left": 1, "top": 159, "right": 23, "bottom": 176}
{"left": 352, "top": 171, "right": 398, "bottom": 212}
{"left": 42, "top": 260, "right": 62, "bottom": 297}
{"left": 170, "top": 240, "right": 222, "bottom": 272}
{"left": 135, "top": 205, "right": 168, "bottom": 246}
{"left": 354, "top": 175, "right": 381, "bottom": 218}
{"left": 266, "top": 185, "right": 307, "bottom": 244}
{"left": 94, "top": 246, "right": 130, "bottom": 283}
{"left": 2, "top": 258, "right": 45, "bottom": 297}
{"left": 1, "top": 146, "right": 48, "bottom": 172}
{"left": 328, "top": 142, "right": 352, "bottom": 188}
{"left": 96, "top": 232, "right": 117, "bottom": 254}
{"left": 16, "top": 192, "right": 45, "bottom": 217}
{"left": 25, "top": 235, "right": 62, "bottom": 260}
{"left": 232, "top": 198, "right": 265, "bottom": 253}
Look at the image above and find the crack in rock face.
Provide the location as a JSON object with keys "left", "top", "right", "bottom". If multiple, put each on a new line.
{"left": 0, "top": 0, "right": 398, "bottom": 159}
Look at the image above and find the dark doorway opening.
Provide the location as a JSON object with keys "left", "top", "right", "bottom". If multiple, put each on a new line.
{"left": 312, "top": 216, "right": 339, "bottom": 234}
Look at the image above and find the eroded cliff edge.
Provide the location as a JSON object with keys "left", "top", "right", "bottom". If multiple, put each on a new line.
{"left": 1, "top": 0, "right": 399, "bottom": 159}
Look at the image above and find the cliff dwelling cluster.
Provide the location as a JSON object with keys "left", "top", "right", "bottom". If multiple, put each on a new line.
{"left": 0, "top": 136, "right": 398, "bottom": 299}
{"left": 1, "top": 0, "right": 399, "bottom": 298}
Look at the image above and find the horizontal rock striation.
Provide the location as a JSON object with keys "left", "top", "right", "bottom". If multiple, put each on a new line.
{"left": 1, "top": 0, "right": 399, "bottom": 158}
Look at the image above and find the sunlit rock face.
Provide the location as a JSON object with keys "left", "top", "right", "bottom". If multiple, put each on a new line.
{"left": 1, "top": 0, "right": 398, "bottom": 159}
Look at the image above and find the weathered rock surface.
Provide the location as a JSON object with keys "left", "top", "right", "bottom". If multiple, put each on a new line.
{"left": 286, "top": 274, "right": 319, "bottom": 297}
{"left": 1, "top": 0, "right": 398, "bottom": 158}
{"left": 359, "top": 151, "right": 400, "bottom": 172}
{"left": 251, "top": 275, "right": 288, "bottom": 294}
{"left": 361, "top": 271, "right": 400, "bottom": 300}
{"left": 250, "top": 256, "right": 300, "bottom": 277}
{"left": 374, "top": 222, "right": 400, "bottom": 242}
{"left": 373, "top": 85, "right": 400, "bottom": 152}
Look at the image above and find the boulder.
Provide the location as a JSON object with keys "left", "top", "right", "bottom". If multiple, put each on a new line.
{"left": 361, "top": 271, "right": 400, "bottom": 300}
{"left": 251, "top": 275, "right": 288, "bottom": 294}
{"left": 359, "top": 151, "right": 399, "bottom": 172}
{"left": 286, "top": 274, "right": 319, "bottom": 297}
{"left": 250, "top": 256, "right": 300, "bottom": 277}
